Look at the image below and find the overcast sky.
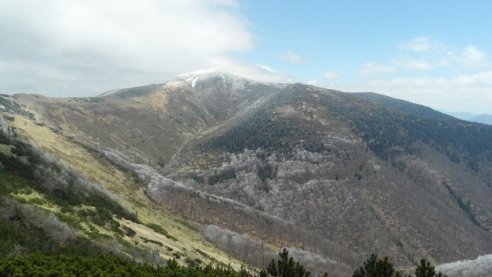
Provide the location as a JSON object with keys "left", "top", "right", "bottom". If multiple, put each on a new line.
{"left": 1, "top": 0, "right": 491, "bottom": 114}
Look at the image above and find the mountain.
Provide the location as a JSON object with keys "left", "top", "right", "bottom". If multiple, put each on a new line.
{"left": 444, "top": 111, "right": 492, "bottom": 125}
{"left": 470, "top": 114, "right": 492, "bottom": 125}
{"left": 444, "top": 111, "right": 477, "bottom": 121}
{"left": 2, "top": 69, "right": 492, "bottom": 275}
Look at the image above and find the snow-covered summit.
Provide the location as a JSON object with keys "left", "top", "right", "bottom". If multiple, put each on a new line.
{"left": 175, "top": 68, "right": 237, "bottom": 88}
{"left": 99, "top": 89, "right": 120, "bottom": 97}
{"left": 99, "top": 68, "right": 287, "bottom": 97}
{"left": 177, "top": 67, "right": 224, "bottom": 78}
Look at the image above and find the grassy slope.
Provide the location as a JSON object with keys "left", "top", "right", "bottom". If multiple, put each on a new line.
{"left": 10, "top": 114, "right": 247, "bottom": 270}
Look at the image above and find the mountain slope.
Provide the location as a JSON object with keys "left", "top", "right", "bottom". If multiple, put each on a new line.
{"left": 3, "top": 69, "right": 492, "bottom": 273}
{"left": 2, "top": 80, "right": 356, "bottom": 275}
{"left": 0, "top": 107, "right": 251, "bottom": 272}
{"left": 353, "top": 92, "right": 453, "bottom": 120}
{"left": 162, "top": 81, "right": 492, "bottom": 265}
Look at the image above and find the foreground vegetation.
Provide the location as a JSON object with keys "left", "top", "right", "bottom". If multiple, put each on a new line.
{"left": 0, "top": 254, "right": 250, "bottom": 277}
{"left": 0, "top": 250, "right": 448, "bottom": 277}
{"left": 353, "top": 254, "right": 447, "bottom": 277}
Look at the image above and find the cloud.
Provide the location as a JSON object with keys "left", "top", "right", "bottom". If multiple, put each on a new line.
{"left": 351, "top": 36, "right": 491, "bottom": 113}
{"left": 365, "top": 71, "right": 492, "bottom": 95}
{"left": 360, "top": 37, "right": 489, "bottom": 77}
{"left": 347, "top": 71, "right": 492, "bottom": 113}
{"left": 225, "top": 62, "right": 293, "bottom": 83}
{"left": 399, "top": 36, "right": 443, "bottom": 53}
{"left": 306, "top": 80, "right": 319, "bottom": 86}
{"left": 460, "top": 45, "right": 487, "bottom": 67}
{"left": 276, "top": 51, "right": 302, "bottom": 64}
{"left": 359, "top": 63, "right": 396, "bottom": 76}
{"left": 0, "top": 0, "right": 289, "bottom": 96}
{"left": 397, "top": 59, "right": 434, "bottom": 71}
{"left": 323, "top": 71, "right": 338, "bottom": 80}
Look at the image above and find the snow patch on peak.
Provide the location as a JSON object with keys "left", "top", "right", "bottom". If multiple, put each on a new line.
{"left": 99, "top": 89, "right": 119, "bottom": 97}
{"left": 173, "top": 68, "right": 270, "bottom": 92}
{"left": 177, "top": 67, "right": 223, "bottom": 78}
{"left": 176, "top": 68, "right": 231, "bottom": 88}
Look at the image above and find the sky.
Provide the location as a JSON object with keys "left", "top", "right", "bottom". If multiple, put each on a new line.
{"left": 0, "top": 0, "right": 491, "bottom": 114}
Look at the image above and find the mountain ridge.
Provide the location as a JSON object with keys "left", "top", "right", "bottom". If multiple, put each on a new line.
{"left": 2, "top": 70, "right": 492, "bottom": 275}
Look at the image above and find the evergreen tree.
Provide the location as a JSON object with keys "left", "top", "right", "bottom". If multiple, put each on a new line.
{"left": 415, "top": 258, "right": 447, "bottom": 277}
{"left": 265, "top": 248, "right": 311, "bottom": 277}
{"left": 352, "top": 254, "right": 398, "bottom": 277}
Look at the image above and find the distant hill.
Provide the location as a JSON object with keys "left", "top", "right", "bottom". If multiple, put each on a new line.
{"left": 471, "top": 114, "right": 492, "bottom": 125}
{"left": 443, "top": 111, "right": 492, "bottom": 125}
{"left": 444, "top": 111, "right": 477, "bottom": 121}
